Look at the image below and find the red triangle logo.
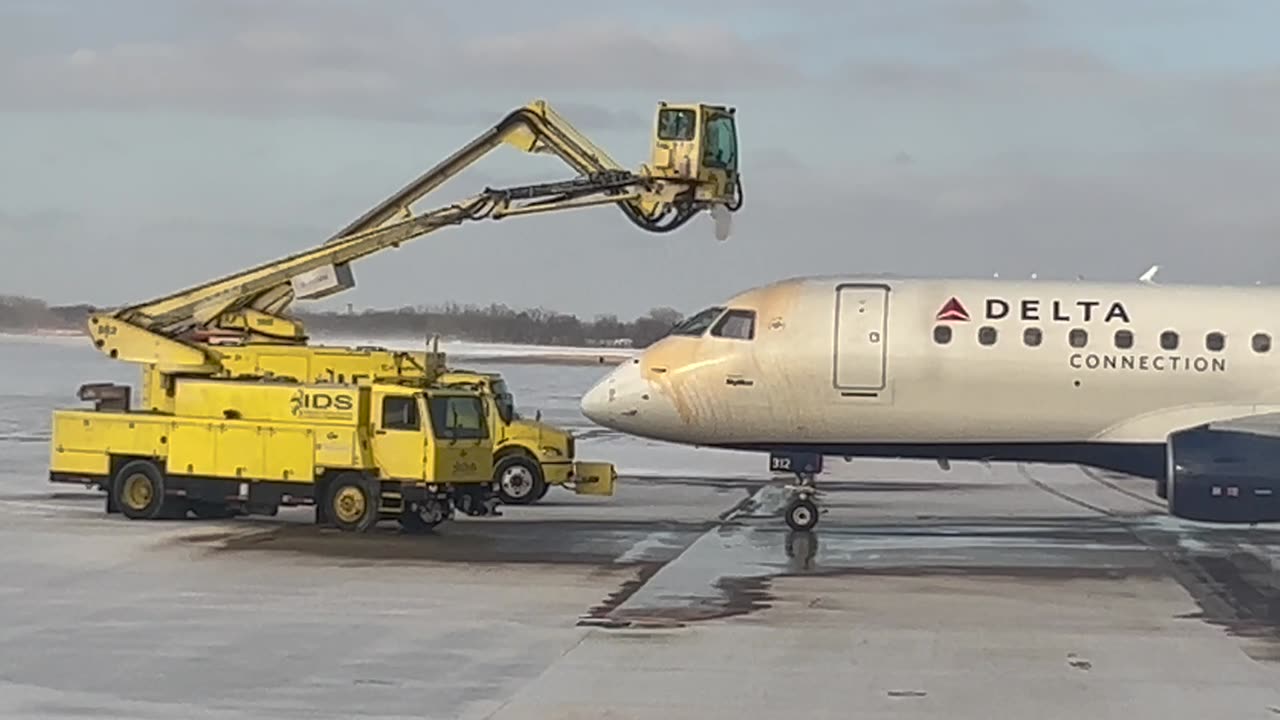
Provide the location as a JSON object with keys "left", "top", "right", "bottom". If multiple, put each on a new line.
{"left": 935, "top": 297, "right": 970, "bottom": 321}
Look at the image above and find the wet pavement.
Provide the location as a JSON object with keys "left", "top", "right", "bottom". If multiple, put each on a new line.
{"left": 1, "top": 458, "right": 1279, "bottom": 719}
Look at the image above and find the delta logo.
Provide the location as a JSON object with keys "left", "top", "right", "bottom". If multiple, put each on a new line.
{"left": 935, "top": 297, "right": 970, "bottom": 322}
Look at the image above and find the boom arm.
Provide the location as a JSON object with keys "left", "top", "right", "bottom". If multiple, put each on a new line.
{"left": 88, "top": 100, "right": 742, "bottom": 373}
{"left": 329, "top": 101, "right": 709, "bottom": 241}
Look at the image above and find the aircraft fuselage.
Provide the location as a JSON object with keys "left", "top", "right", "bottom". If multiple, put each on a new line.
{"left": 580, "top": 275, "right": 1280, "bottom": 525}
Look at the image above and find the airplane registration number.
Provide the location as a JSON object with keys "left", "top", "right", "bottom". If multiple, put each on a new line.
{"left": 769, "top": 452, "right": 823, "bottom": 475}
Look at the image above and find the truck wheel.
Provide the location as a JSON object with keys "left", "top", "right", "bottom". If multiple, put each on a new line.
{"left": 113, "top": 459, "right": 168, "bottom": 521}
{"left": 325, "top": 474, "right": 380, "bottom": 532}
{"left": 494, "top": 455, "right": 545, "bottom": 505}
{"left": 398, "top": 501, "right": 445, "bottom": 534}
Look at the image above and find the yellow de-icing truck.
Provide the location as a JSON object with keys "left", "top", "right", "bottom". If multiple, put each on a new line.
{"left": 50, "top": 378, "right": 497, "bottom": 531}
{"left": 46, "top": 98, "right": 743, "bottom": 530}
{"left": 435, "top": 369, "right": 612, "bottom": 504}
{"left": 205, "top": 342, "right": 617, "bottom": 503}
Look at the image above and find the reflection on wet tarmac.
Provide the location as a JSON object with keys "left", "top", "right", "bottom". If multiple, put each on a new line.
{"left": 5, "top": 335, "right": 1280, "bottom": 717}
{"left": 785, "top": 530, "right": 819, "bottom": 572}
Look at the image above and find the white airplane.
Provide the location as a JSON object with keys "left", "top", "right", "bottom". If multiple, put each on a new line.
{"left": 579, "top": 274, "right": 1280, "bottom": 531}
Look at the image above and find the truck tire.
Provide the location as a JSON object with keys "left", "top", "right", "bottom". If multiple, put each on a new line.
{"left": 397, "top": 501, "right": 445, "bottom": 534}
{"left": 325, "top": 473, "right": 380, "bottom": 532}
{"left": 113, "top": 459, "right": 170, "bottom": 521}
{"left": 494, "top": 455, "right": 545, "bottom": 505}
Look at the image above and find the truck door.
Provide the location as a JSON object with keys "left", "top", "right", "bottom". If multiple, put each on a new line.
{"left": 426, "top": 394, "right": 494, "bottom": 483}
{"left": 833, "top": 283, "right": 889, "bottom": 393}
{"left": 372, "top": 390, "right": 426, "bottom": 480}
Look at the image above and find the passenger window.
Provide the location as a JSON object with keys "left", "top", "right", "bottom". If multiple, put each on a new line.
{"left": 978, "top": 326, "right": 997, "bottom": 346}
{"left": 933, "top": 325, "right": 952, "bottom": 344}
{"left": 1114, "top": 329, "right": 1133, "bottom": 349}
{"left": 1253, "top": 332, "right": 1271, "bottom": 353}
{"left": 710, "top": 309, "right": 755, "bottom": 340}
{"left": 1160, "top": 331, "right": 1179, "bottom": 351}
{"left": 1068, "top": 328, "right": 1088, "bottom": 348}
{"left": 382, "top": 395, "right": 419, "bottom": 431}
{"left": 1023, "top": 327, "right": 1041, "bottom": 347}
{"left": 1205, "top": 332, "right": 1225, "bottom": 352}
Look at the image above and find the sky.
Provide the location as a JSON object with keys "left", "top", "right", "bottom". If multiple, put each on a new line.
{"left": 3, "top": 0, "right": 1280, "bottom": 320}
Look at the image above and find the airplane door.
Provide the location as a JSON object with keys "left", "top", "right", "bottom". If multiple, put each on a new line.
{"left": 834, "top": 284, "right": 888, "bottom": 391}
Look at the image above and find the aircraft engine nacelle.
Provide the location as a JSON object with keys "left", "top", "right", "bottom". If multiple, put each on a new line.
{"left": 1165, "top": 425, "right": 1280, "bottom": 524}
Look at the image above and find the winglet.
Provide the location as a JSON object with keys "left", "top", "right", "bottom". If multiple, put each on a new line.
{"left": 1139, "top": 264, "right": 1159, "bottom": 284}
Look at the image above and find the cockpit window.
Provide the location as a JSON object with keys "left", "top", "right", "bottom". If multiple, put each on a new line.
{"left": 669, "top": 306, "right": 725, "bottom": 337}
{"left": 710, "top": 309, "right": 755, "bottom": 340}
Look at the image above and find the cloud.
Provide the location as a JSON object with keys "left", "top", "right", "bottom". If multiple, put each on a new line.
{"left": 844, "top": 46, "right": 1115, "bottom": 97}
{"left": 941, "top": 0, "right": 1038, "bottom": 24}
{"left": 6, "top": 0, "right": 1280, "bottom": 317}
{"left": 7, "top": 148, "right": 1280, "bottom": 316}
{"left": 0, "top": 4, "right": 799, "bottom": 122}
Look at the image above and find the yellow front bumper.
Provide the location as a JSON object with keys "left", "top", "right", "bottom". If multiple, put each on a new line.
{"left": 568, "top": 461, "right": 617, "bottom": 496}
{"left": 542, "top": 461, "right": 574, "bottom": 486}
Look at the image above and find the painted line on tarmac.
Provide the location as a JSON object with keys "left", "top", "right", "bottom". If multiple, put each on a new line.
{"left": 719, "top": 482, "right": 785, "bottom": 522}
{"left": 588, "top": 483, "right": 784, "bottom": 628}
{"left": 1241, "top": 542, "right": 1280, "bottom": 574}
{"left": 0, "top": 499, "right": 83, "bottom": 514}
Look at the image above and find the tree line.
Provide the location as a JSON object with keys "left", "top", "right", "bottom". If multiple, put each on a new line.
{"left": 0, "top": 296, "right": 688, "bottom": 349}
{"left": 296, "top": 302, "right": 686, "bottom": 348}
{"left": 0, "top": 296, "right": 94, "bottom": 332}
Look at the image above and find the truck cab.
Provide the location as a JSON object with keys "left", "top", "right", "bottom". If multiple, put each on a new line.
{"left": 371, "top": 384, "right": 494, "bottom": 486}
{"left": 435, "top": 370, "right": 584, "bottom": 504}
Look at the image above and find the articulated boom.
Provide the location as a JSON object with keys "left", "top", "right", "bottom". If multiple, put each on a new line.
{"left": 87, "top": 99, "right": 742, "bottom": 376}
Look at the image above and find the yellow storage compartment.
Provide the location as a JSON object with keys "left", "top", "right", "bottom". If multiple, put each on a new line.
{"left": 259, "top": 425, "right": 315, "bottom": 483}
{"left": 165, "top": 419, "right": 316, "bottom": 483}
{"left": 166, "top": 422, "right": 217, "bottom": 476}
{"left": 49, "top": 410, "right": 170, "bottom": 477}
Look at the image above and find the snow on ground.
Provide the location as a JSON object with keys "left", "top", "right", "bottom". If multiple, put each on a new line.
{"left": 2, "top": 331, "right": 637, "bottom": 361}
{"left": 309, "top": 332, "right": 638, "bottom": 361}
{"left": 0, "top": 334, "right": 741, "bottom": 486}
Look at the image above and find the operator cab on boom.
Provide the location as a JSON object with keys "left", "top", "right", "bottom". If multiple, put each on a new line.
{"left": 649, "top": 103, "right": 741, "bottom": 208}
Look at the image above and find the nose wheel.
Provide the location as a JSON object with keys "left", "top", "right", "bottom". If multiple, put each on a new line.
{"left": 783, "top": 472, "right": 824, "bottom": 531}
{"left": 769, "top": 453, "right": 828, "bottom": 531}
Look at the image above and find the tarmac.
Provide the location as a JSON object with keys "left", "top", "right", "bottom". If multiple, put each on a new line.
{"left": 1, "top": 458, "right": 1279, "bottom": 719}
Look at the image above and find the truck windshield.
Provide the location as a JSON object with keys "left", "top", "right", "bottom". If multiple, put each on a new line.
{"left": 491, "top": 379, "right": 515, "bottom": 424}
{"left": 428, "top": 395, "right": 489, "bottom": 441}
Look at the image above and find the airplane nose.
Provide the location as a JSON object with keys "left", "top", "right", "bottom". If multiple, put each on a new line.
{"left": 579, "top": 374, "right": 610, "bottom": 424}
{"left": 580, "top": 359, "right": 634, "bottom": 424}
{"left": 580, "top": 358, "right": 664, "bottom": 431}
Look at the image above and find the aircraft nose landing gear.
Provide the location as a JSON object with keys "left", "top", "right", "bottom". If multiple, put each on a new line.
{"left": 783, "top": 474, "right": 823, "bottom": 531}
{"left": 771, "top": 452, "right": 826, "bottom": 531}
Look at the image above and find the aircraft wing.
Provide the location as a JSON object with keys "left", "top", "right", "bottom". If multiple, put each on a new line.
{"left": 1207, "top": 412, "right": 1280, "bottom": 439}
